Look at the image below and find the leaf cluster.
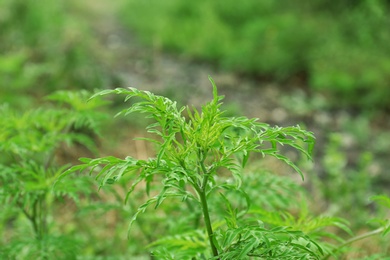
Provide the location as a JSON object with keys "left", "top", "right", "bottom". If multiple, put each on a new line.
{"left": 61, "top": 77, "right": 314, "bottom": 191}
{"left": 0, "top": 90, "right": 108, "bottom": 258}
{"left": 58, "top": 77, "right": 319, "bottom": 258}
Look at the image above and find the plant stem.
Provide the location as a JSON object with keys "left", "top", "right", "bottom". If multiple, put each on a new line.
{"left": 322, "top": 226, "right": 387, "bottom": 260}
{"left": 18, "top": 200, "right": 39, "bottom": 236}
{"left": 199, "top": 187, "right": 219, "bottom": 259}
{"left": 196, "top": 150, "right": 220, "bottom": 258}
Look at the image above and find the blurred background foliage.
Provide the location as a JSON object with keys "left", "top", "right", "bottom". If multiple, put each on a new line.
{"left": 1, "top": 0, "right": 389, "bottom": 259}
{"left": 0, "top": 0, "right": 112, "bottom": 108}
{"left": 122, "top": 0, "right": 390, "bottom": 108}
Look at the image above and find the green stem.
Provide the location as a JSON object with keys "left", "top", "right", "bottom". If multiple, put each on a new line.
{"left": 322, "top": 226, "right": 387, "bottom": 260}
{"left": 199, "top": 187, "right": 219, "bottom": 258}
{"left": 18, "top": 200, "right": 39, "bottom": 236}
{"left": 198, "top": 156, "right": 219, "bottom": 258}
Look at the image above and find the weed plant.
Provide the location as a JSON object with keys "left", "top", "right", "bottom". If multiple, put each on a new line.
{"left": 56, "top": 77, "right": 390, "bottom": 259}
{"left": 1, "top": 81, "right": 387, "bottom": 258}
{"left": 0, "top": 91, "right": 108, "bottom": 259}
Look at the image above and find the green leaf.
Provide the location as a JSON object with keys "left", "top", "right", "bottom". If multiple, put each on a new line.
{"left": 371, "top": 195, "right": 390, "bottom": 209}
{"left": 128, "top": 196, "right": 158, "bottom": 238}
{"left": 208, "top": 75, "right": 219, "bottom": 104}
{"left": 237, "top": 237, "right": 258, "bottom": 258}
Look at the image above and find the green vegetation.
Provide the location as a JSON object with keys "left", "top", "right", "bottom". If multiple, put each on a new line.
{"left": 0, "top": 91, "right": 107, "bottom": 258}
{"left": 0, "top": 0, "right": 110, "bottom": 108}
{"left": 1, "top": 85, "right": 389, "bottom": 258}
{"left": 56, "top": 80, "right": 389, "bottom": 259}
{"left": 121, "top": 0, "right": 390, "bottom": 108}
{"left": 1, "top": 0, "right": 389, "bottom": 258}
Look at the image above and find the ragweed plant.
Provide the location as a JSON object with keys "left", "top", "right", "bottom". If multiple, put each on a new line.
{"left": 0, "top": 91, "right": 107, "bottom": 259}
{"left": 58, "top": 77, "right": 326, "bottom": 259}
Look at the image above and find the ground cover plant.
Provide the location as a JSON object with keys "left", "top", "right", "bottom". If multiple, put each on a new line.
{"left": 57, "top": 78, "right": 390, "bottom": 259}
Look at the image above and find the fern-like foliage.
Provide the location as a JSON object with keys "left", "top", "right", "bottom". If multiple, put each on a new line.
{"left": 0, "top": 90, "right": 107, "bottom": 259}
{"left": 60, "top": 77, "right": 314, "bottom": 201}
{"left": 57, "top": 77, "right": 319, "bottom": 258}
{"left": 148, "top": 230, "right": 209, "bottom": 259}
{"left": 370, "top": 195, "right": 390, "bottom": 236}
{"left": 217, "top": 225, "right": 323, "bottom": 260}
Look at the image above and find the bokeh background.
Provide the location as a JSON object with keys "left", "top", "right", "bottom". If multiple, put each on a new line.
{"left": 1, "top": 0, "right": 389, "bottom": 259}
